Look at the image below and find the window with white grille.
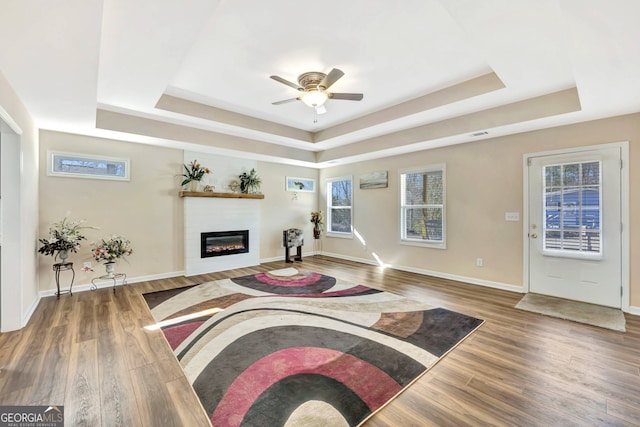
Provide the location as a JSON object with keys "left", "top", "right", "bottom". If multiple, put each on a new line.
{"left": 400, "top": 165, "right": 445, "bottom": 248}
{"left": 326, "top": 176, "right": 352, "bottom": 236}
{"left": 543, "top": 161, "right": 601, "bottom": 255}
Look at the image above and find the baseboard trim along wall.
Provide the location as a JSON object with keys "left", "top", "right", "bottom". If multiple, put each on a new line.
{"left": 320, "top": 251, "right": 525, "bottom": 294}
{"left": 38, "top": 270, "right": 185, "bottom": 298}
{"left": 36, "top": 257, "right": 640, "bottom": 316}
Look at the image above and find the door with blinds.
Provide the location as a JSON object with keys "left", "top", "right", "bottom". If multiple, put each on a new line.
{"left": 527, "top": 146, "right": 622, "bottom": 308}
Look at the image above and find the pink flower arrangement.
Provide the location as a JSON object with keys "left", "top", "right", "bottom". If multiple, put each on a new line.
{"left": 90, "top": 235, "right": 133, "bottom": 263}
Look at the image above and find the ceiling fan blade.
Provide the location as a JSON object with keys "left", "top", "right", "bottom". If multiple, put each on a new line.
{"left": 315, "top": 105, "right": 327, "bottom": 115}
{"left": 328, "top": 92, "right": 363, "bottom": 101}
{"left": 318, "top": 68, "right": 344, "bottom": 90}
{"left": 272, "top": 97, "right": 300, "bottom": 105}
{"left": 270, "top": 75, "right": 303, "bottom": 91}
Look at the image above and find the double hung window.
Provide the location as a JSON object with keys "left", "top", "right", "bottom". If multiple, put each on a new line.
{"left": 326, "top": 176, "right": 353, "bottom": 236}
{"left": 400, "top": 165, "right": 445, "bottom": 248}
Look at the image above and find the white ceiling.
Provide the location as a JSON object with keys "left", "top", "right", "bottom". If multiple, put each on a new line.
{"left": 1, "top": 0, "right": 639, "bottom": 167}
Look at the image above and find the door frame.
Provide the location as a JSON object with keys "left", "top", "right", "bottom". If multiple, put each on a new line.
{"left": 522, "top": 142, "right": 630, "bottom": 312}
{"left": 0, "top": 104, "right": 24, "bottom": 332}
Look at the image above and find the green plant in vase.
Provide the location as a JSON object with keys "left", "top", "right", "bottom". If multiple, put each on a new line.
{"left": 180, "top": 159, "right": 211, "bottom": 191}
{"left": 239, "top": 168, "right": 262, "bottom": 194}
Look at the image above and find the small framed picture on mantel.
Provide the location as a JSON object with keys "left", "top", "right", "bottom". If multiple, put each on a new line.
{"left": 286, "top": 177, "right": 316, "bottom": 193}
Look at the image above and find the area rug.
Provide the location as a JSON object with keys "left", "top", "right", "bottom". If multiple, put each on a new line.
{"left": 516, "top": 293, "right": 626, "bottom": 332}
{"left": 143, "top": 268, "right": 483, "bottom": 426}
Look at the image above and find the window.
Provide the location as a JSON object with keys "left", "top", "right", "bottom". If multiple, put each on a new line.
{"left": 543, "top": 161, "right": 601, "bottom": 255}
{"left": 326, "top": 176, "right": 353, "bottom": 236}
{"left": 400, "top": 165, "right": 445, "bottom": 248}
{"left": 48, "top": 151, "right": 130, "bottom": 181}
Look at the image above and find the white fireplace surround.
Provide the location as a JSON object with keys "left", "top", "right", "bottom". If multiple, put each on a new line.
{"left": 184, "top": 196, "right": 260, "bottom": 276}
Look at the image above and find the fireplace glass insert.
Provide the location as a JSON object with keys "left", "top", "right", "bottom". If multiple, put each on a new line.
{"left": 201, "top": 230, "right": 249, "bottom": 258}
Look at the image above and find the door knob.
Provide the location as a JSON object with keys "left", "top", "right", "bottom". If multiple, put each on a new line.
{"left": 530, "top": 233, "right": 538, "bottom": 238}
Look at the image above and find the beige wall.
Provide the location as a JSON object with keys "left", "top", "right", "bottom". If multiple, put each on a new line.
{"left": 319, "top": 113, "right": 640, "bottom": 308}
{"left": 0, "top": 69, "right": 39, "bottom": 328}
{"left": 38, "top": 131, "right": 319, "bottom": 290}
{"left": 38, "top": 131, "right": 185, "bottom": 290}
{"left": 37, "top": 113, "right": 640, "bottom": 309}
{"left": 257, "top": 161, "right": 319, "bottom": 259}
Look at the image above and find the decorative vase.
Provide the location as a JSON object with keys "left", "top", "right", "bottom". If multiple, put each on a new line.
{"left": 189, "top": 180, "right": 200, "bottom": 192}
{"left": 105, "top": 262, "right": 115, "bottom": 278}
{"left": 58, "top": 250, "right": 69, "bottom": 262}
{"left": 313, "top": 226, "right": 321, "bottom": 239}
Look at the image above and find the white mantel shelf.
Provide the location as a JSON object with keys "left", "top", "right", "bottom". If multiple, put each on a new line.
{"left": 178, "top": 191, "right": 264, "bottom": 199}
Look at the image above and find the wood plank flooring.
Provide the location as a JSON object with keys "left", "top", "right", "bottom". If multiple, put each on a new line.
{"left": 1, "top": 256, "right": 638, "bottom": 426}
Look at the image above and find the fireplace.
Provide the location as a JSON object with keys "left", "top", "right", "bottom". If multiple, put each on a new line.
{"left": 201, "top": 230, "right": 249, "bottom": 258}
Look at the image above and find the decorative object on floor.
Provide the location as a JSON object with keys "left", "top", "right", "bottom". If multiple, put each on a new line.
{"left": 283, "top": 228, "right": 304, "bottom": 262}
{"left": 310, "top": 210, "right": 324, "bottom": 239}
{"left": 38, "top": 215, "right": 92, "bottom": 261}
{"left": 52, "top": 261, "right": 75, "bottom": 298}
{"left": 516, "top": 293, "right": 626, "bottom": 332}
{"left": 359, "top": 171, "right": 388, "bottom": 189}
{"left": 239, "top": 168, "right": 262, "bottom": 194}
{"left": 180, "top": 159, "right": 211, "bottom": 191}
{"left": 142, "top": 268, "right": 483, "bottom": 427}
{"left": 90, "top": 268, "right": 127, "bottom": 293}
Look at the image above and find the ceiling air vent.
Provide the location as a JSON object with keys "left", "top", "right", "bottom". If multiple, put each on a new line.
{"left": 470, "top": 131, "right": 489, "bottom": 137}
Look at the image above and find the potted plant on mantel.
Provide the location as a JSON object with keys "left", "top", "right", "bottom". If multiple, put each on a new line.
{"left": 239, "top": 168, "right": 262, "bottom": 194}
{"left": 180, "top": 159, "right": 211, "bottom": 192}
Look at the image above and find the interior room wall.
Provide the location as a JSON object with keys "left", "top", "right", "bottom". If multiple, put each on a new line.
{"left": 179, "top": 152, "right": 318, "bottom": 264}
{"left": 0, "top": 69, "right": 39, "bottom": 330}
{"left": 257, "top": 161, "right": 319, "bottom": 260}
{"left": 38, "top": 133, "right": 319, "bottom": 290}
{"left": 38, "top": 130, "right": 185, "bottom": 291}
{"left": 319, "top": 113, "right": 640, "bottom": 308}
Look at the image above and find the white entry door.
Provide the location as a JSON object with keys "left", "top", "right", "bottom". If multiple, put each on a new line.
{"left": 528, "top": 146, "right": 622, "bottom": 308}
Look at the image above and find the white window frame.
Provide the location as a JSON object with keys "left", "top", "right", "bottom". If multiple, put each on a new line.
{"left": 326, "top": 176, "right": 353, "bottom": 238}
{"left": 47, "top": 151, "right": 130, "bottom": 181}
{"left": 399, "top": 164, "right": 446, "bottom": 249}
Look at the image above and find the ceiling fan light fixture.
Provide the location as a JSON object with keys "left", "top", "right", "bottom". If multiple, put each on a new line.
{"left": 301, "top": 90, "right": 328, "bottom": 107}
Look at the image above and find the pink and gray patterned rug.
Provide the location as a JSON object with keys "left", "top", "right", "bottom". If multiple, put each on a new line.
{"left": 143, "top": 268, "right": 483, "bottom": 426}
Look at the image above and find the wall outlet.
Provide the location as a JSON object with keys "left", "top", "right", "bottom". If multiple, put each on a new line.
{"left": 83, "top": 262, "right": 92, "bottom": 269}
{"left": 476, "top": 258, "right": 483, "bottom": 267}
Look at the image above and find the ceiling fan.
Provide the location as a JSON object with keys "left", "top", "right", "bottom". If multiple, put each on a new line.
{"left": 270, "top": 68, "right": 363, "bottom": 114}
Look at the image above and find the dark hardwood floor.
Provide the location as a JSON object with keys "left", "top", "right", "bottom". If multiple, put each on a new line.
{"left": 1, "top": 256, "right": 639, "bottom": 426}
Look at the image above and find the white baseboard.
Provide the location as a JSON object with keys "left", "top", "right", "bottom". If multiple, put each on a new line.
{"left": 628, "top": 305, "right": 640, "bottom": 316}
{"left": 320, "top": 251, "right": 524, "bottom": 293}
{"left": 20, "top": 294, "right": 42, "bottom": 329}
{"left": 38, "top": 270, "right": 185, "bottom": 298}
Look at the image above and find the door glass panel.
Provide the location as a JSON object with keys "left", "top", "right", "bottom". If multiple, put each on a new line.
{"left": 543, "top": 161, "right": 601, "bottom": 255}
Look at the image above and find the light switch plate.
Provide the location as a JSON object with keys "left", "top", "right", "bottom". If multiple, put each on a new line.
{"left": 505, "top": 212, "right": 520, "bottom": 221}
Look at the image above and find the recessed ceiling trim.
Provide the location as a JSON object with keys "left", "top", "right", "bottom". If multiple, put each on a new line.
{"left": 155, "top": 94, "right": 313, "bottom": 142}
{"left": 95, "top": 109, "right": 316, "bottom": 163}
{"left": 313, "top": 72, "right": 506, "bottom": 143}
{"left": 316, "top": 87, "right": 581, "bottom": 163}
